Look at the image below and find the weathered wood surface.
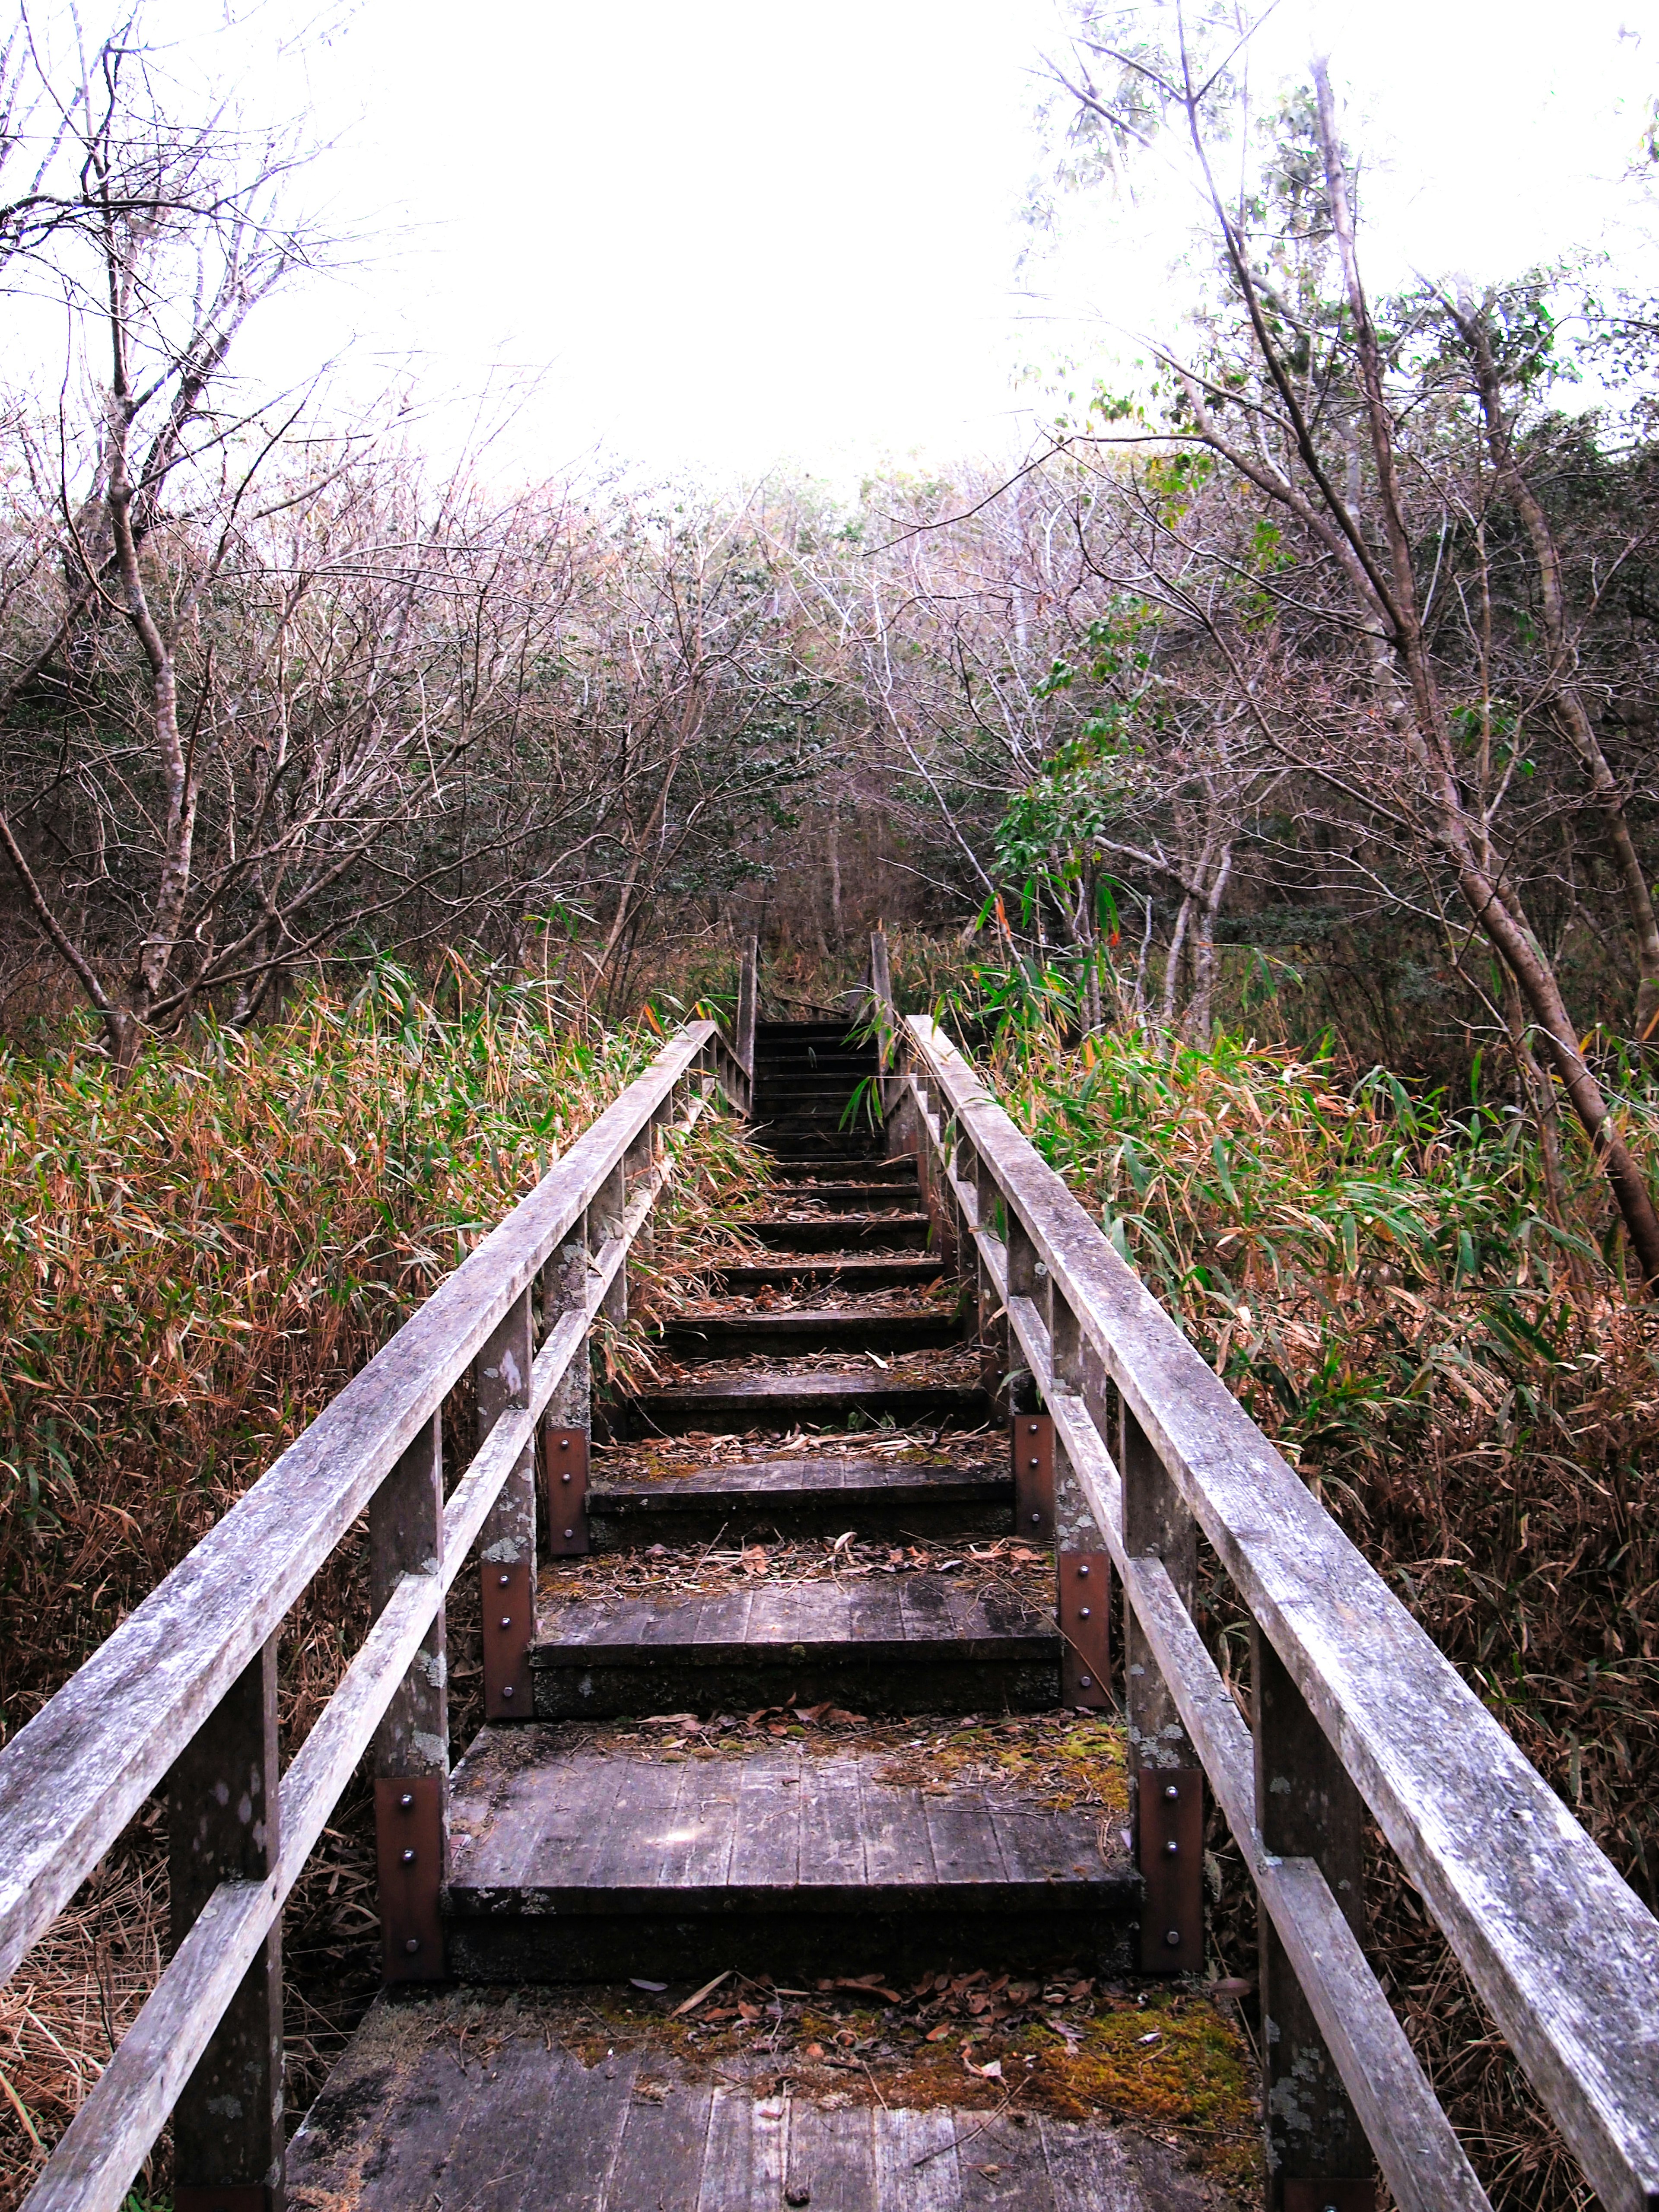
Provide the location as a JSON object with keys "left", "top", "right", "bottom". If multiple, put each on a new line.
{"left": 286, "top": 2007, "right": 1231, "bottom": 2211}
{"left": 714, "top": 1253, "right": 945, "bottom": 1290}
{"left": 903, "top": 1015, "right": 1659, "bottom": 2211}
{"left": 532, "top": 1579, "right": 1055, "bottom": 1663}
{"left": 0, "top": 1023, "right": 718, "bottom": 1990}
{"left": 593, "top": 1456, "right": 1008, "bottom": 1506}
{"left": 630, "top": 1369, "right": 987, "bottom": 1432}
{"left": 446, "top": 1735, "right": 1128, "bottom": 1912}
{"left": 750, "top": 1213, "right": 931, "bottom": 1250}
{"left": 660, "top": 1306, "right": 963, "bottom": 1356}
{"left": 897, "top": 1036, "right": 1495, "bottom": 2212}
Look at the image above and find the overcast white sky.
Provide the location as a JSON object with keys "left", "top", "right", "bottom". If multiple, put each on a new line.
{"left": 43, "top": 0, "right": 1659, "bottom": 483}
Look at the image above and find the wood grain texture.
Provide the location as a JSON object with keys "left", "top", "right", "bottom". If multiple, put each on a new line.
{"left": 903, "top": 1014, "right": 1659, "bottom": 2211}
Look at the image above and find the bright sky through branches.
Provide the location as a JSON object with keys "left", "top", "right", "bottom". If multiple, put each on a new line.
{"left": 34, "top": 0, "right": 1659, "bottom": 480}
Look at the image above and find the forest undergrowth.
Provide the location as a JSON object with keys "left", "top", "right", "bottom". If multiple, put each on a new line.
{"left": 0, "top": 967, "right": 762, "bottom": 2206}
{"left": 968, "top": 994, "right": 1659, "bottom": 2212}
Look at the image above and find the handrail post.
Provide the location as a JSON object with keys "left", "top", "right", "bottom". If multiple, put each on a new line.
{"left": 371, "top": 1411, "right": 447, "bottom": 1983}
{"left": 476, "top": 1287, "right": 536, "bottom": 1719}
{"left": 543, "top": 1207, "right": 592, "bottom": 1559}
{"left": 869, "top": 926, "right": 895, "bottom": 1117}
{"left": 736, "top": 934, "right": 758, "bottom": 1107}
{"left": 168, "top": 1635, "right": 283, "bottom": 2212}
{"left": 1120, "top": 1403, "right": 1204, "bottom": 1974}
{"left": 1049, "top": 1280, "right": 1111, "bottom": 1710}
{"left": 1254, "top": 1628, "right": 1375, "bottom": 2208}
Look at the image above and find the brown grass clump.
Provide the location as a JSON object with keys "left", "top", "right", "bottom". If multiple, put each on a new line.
{"left": 984, "top": 1018, "right": 1659, "bottom": 2209}
{"left": 0, "top": 978, "right": 763, "bottom": 2206}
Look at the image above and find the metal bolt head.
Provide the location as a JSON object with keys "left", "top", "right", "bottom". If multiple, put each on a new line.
{"left": 498, "top": 1572, "right": 511, "bottom": 1588}
{"left": 1165, "top": 1839, "right": 1179, "bottom": 1856}
{"left": 560, "top": 1437, "right": 571, "bottom": 1451}
{"left": 1079, "top": 1675, "right": 1093, "bottom": 1688}
{"left": 1030, "top": 1513, "right": 1041, "bottom": 1524}
{"left": 564, "top": 1526, "right": 575, "bottom": 1538}
{"left": 561, "top": 1470, "right": 572, "bottom": 1483}
{"left": 402, "top": 1847, "right": 416, "bottom": 1865}
{"left": 399, "top": 1791, "right": 414, "bottom": 1811}
{"left": 404, "top": 1937, "right": 421, "bottom": 1955}
{"left": 1077, "top": 1563, "right": 1090, "bottom": 1578}
{"left": 1164, "top": 1783, "right": 1180, "bottom": 1801}
{"left": 1028, "top": 1456, "right": 1040, "bottom": 1468}
{"left": 499, "top": 1615, "right": 513, "bottom": 1630}
{"left": 1079, "top": 1606, "right": 1090, "bottom": 1619}
{"left": 501, "top": 1683, "right": 515, "bottom": 1699}
{"left": 1164, "top": 1927, "right": 1181, "bottom": 1948}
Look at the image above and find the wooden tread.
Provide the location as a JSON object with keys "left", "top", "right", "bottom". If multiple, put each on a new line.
{"left": 749, "top": 1214, "right": 930, "bottom": 1251}
{"left": 658, "top": 1308, "right": 961, "bottom": 1358}
{"left": 588, "top": 1455, "right": 1010, "bottom": 1543}
{"left": 626, "top": 1367, "right": 988, "bottom": 1433}
{"left": 712, "top": 1254, "right": 944, "bottom": 1291}
{"left": 443, "top": 1735, "right": 1136, "bottom": 1978}
{"left": 289, "top": 2009, "right": 1225, "bottom": 2212}
{"left": 530, "top": 1574, "right": 1055, "bottom": 1716}
{"left": 744, "top": 1180, "right": 919, "bottom": 1212}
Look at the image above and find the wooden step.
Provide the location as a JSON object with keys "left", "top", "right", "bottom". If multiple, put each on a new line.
{"left": 748, "top": 1213, "right": 929, "bottom": 1251}
{"left": 291, "top": 2003, "right": 1217, "bottom": 2212}
{"left": 769, "top": 1154, "right": 918, "bottom": 1181}
{"left": 530, "top": 1574, "right": 1052, "bottom": 1717}
{"left": 588, "top": 1455, "right": 1011, "bottom": 1544}
{"left": 658, "top": 1308, "right": 962, "bottom": 1358}
{"left": 444, "top": 1734, "right": 1137, "bottom": 1980}
{"left": 626, "top": 1368, "right": 988, "bottom": 1433}
{"left": 744, "top": 1180, "right": 918, "bottom": 1212}
{"left": 712, "top": 1254, "right": 944, "bottom": 1291}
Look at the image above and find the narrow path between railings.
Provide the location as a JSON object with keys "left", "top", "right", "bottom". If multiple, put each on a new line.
{"left": 284, "top": 1017, "right": 1260, "bottom": 2210}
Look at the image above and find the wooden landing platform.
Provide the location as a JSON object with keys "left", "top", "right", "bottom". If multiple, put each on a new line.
{"left": 444, "top": 1735, "right": 1136, "bottom": 1979}
{"left": 289, "top": 2001, "right": 1230, "bottom": 2211}
{"left": 530, "top": 1576, "right": 1056, "bottom": 1717}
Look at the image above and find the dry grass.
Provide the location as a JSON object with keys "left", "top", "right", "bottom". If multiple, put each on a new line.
{"left": 978, "top": 1016, "right": 1659, "bottom": 2211}
{"left": 0, "top": 976, "right": 765, "bottom": 2207}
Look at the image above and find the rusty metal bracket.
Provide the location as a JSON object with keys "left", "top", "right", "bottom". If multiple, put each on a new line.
{"left": 175, "top": 2191, "right": 273, "bottom": 2212}
{"left": 543, "top": 1426, "right": 589, "bottom": 1555}
{"left": 374, "top": 1774, "right": 444, "bottom": 1983}
{"left": 1137, "top": 1766, "right": 1204, "bottom": 1975}
{"left": 1282, "top": 2186, "right": 1376, "bottom": 2212}
{"left": 1011, "top": 1413, "right": 1054, "bottom": 1540}
{"left": 1057, "top": 1550, "right": 1110, "bottom": 1709}
{"left": 481, "top": 1557, "right": 533, "bottom": 1718}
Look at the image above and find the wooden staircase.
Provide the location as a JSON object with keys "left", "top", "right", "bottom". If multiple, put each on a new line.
{"left": 438, "top": 1018, "right": 1138, "bottom": 1984}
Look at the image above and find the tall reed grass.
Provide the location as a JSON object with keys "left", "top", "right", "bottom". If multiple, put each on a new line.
{"left": 0, "top": 970, "right": 760, "bottom": 2203}
{"left": 968, "top": 1009, "right": 1659, "bottom": 2210}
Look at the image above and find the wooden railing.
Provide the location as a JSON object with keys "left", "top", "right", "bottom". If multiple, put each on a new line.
{"left": 0, "top": 1018, "right": 749, "bottom": 2212}
{"left": 879, "top": 972, "right": 1659, "bottom": 2212}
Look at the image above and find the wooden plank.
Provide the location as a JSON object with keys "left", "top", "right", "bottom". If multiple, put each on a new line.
{"left": 727, "top": 1754, "right": 803, "bottom": 1891}
{"left": 874, "top": 2106, "right": 960, "bottom": 2208}
{"left": 693, "top": 2084, "right": 787, "bottom": 2212}
{"left": 1256, "top": 1624, "right": 1372, "bottom": 2198}
{"left": 0, "top": 1020, "right": 715, "bottom": 1987}
{"left": 167, "top": 1637, "right": 283, "bottom": 2206}
{"left": 784, "top": 2097, "right": 877, "bottom": 2204}
{"left": 995, "top": 1272, "right": 1492, "bottom": 2212}
{"left": 798, "top": 1756, "right": 867, "bottom": 1888}
{"left": 603, "top": 2079, "right": 715, "bottom": 2211}
{"left": 858, "top": 1773, "right": 937, "bottom": 1891}
{"left": 518, "top": 2044, "right": 645, "bottom": 2208}
{"left": 287, "top": 1998, "right": 470, "bottom": 2204}
{"left": 1037, "top": 2118, "right": 1149, "bottom": 2211}
{"left": 906, "top": 1014, "right": 1659, "bottom": 2211}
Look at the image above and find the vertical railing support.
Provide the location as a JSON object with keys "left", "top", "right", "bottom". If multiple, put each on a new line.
{"left": 477, "top": 1287, "right": 536, "bottom": 1719}
{"left": 168, "top": 1637, "right": 283, "bottom": 2212}
{"left": 1049, "top": 1279, "right": 1110, "bottom": 1710}
{"left": 1120, "top": 1402, "right": 1204, "bottom": 1974}
{"left": 870, "top": 926, "right": 895, "bottom": 1116}
{"left": 736, "top": 933, "right": 758, "bottom": 1109}
{"left": 543, "top": 1208, "right": 592, "bottom": 1557}
{"left": 1255, "top": 1628, "right": 1376, "bottom": 2209}
{"left": 372, "top": 1411, "right": 447, "bottom": 1982}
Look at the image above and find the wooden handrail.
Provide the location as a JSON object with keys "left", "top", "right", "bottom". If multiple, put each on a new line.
{"left": 0, "top": 1017, "right": 747, "bottom": 2212}
{"left": 735, "top": 934, "right": 758, "bottom": 1093}
{"left": 897, "top": 1014, "right": 1659, "bottom": 2212}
